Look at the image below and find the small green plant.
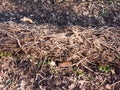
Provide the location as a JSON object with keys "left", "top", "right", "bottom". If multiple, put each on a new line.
{"left": 0, "top": 52, "right": 4, "bottom": 57}
{"left": 72, "top": 65, "right": 85, "bottom": 76}
{"left": 98, "top": 64, "right": 110, "bottom": 73}
{"left": 72, "top": 65, "right": 78, "bottom": 71}
{"left": 0, "top": 51, "right": 12, "bottom": 58}
{"left": 76, "top": 70, "right": 85, "bottom": 76}
{"left": 45, "top": 60, "right": 58, "bottom": 74}
{"left": 101, "top": 10, "right": 109, "bottom": 17}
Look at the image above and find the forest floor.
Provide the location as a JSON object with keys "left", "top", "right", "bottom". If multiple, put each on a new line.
{"left": 0, "top": 0, "right": 120, "bottom": 90}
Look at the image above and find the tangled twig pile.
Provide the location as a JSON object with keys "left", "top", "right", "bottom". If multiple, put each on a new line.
{"left": 0, "top": 22, "right": 120, "bottom": 67}
{"left": 0, "top": 22, "right": 120, "bottom": 89}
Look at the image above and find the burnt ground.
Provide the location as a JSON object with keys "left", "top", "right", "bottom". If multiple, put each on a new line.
{"left": 0, "top": 0, "right": 120, "bottom": 90}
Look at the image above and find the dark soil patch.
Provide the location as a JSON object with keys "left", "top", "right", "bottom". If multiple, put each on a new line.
{"left": 0, "top": 0, "right": 120, "bottom": 27}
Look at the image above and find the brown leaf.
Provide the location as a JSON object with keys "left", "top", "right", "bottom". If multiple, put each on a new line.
{"left": 58, "top": 61, "right": 72, "bottom": 67}
{"left": 20, "top": 17, "right": 34, "bottom": 23}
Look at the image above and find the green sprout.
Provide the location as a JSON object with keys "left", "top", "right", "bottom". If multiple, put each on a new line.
{"left": 101, "top": 10, "right": 109, "bottom": 17}
{"left": 0, "top": 51, "right": 12, "bottom": 58}
{"left": 0, "top": 52, "right": 4, "bottom": 57}
{"left": 72, "top": 65, "right": 78, "bottom": 71}
{"left": 98, "top": 64, "right": 110, "bottom": 73}
{"left": 72, "top": 65, "right": 85, "bottom": 76}
{"left": 76, "top": 70, "right": 85, "bottom": 76}
{"left": 46, "top": 60, "right": 58, "bottom": 74}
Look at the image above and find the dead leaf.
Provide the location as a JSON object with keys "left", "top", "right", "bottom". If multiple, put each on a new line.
{"left": 20, "top": 17, "right": 34, "bottom": 23}
{"left": 58, "top": 61, "right": 72, "bottom": 67}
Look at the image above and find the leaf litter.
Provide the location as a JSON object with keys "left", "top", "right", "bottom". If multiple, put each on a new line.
{"left": 0, "top": 0, "right": 120, "bottom": 90}
{"left": 0, "top": 22, "right": 120, "bottom": 89}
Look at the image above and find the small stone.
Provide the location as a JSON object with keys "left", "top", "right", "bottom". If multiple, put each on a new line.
{"left": 105, "top": 84, "right": 111, "bottom": 90}
{"left": 50, "top": 61, "right": 56, "bottom": 66}
{"left": 34, "top": 0, "right": 37, "bottom": 2}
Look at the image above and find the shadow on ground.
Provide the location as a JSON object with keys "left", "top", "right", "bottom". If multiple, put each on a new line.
{"left": 0, "top": 0, "right": 120, "bottom": 27}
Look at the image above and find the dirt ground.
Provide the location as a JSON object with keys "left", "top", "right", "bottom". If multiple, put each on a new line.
{"left": 0, "top": 0, "right": 120, "bottom": 90}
